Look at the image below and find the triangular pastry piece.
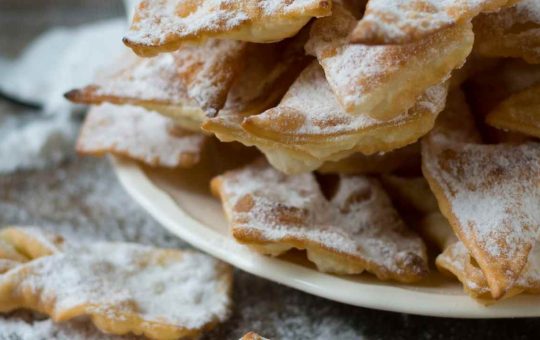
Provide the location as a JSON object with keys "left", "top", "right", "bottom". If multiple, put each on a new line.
{"left": 124, "top": 0, "right": 332, "bottom": 57}
{"left": 0, "top": 229, "right": 232, "bottom": 340}
{"left": 77, "top": 104, "right": 207, "bottom": 168}
{"left": 305, "top": 3, "right": 473, "bottom": 120}
{"left": 422, "top": 90, "right": 540, "bottom": 298}
{"left": 487, "top": 84, "right": 540, "bottom": 139}
{"left": 381, "top": 175, "right": 540, "bottom": 301}
{"left": 350, "top": 0, "right": 514, "bottom": 44}
{"left": 474, "top": 0, "right": 540, "bottom": 64}
{"left": 242, "top": 62, "right": 448, "bottom": 173}
{"left": 66, "top": 39, "right": 247, "bottom": 127}
{"left": 211, "top": 159, "right": 429, "bottom": 282}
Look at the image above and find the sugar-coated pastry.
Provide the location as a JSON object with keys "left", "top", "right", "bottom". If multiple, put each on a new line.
{"left": 306, "top": 3, "right": 472, "bottom": 120}
{"left": 0, "top": 227, "right": 232, "bottom": 340}
{"left": 77, "top": 104, "right": 207, "bottom": 168}
{"left": 124, "top": 0, "right": 332, "bottom": 56}
{"left": 350, "top": 0, "right": 514, "bottom": 44}
{"left": 211, "top": 159, "right": 429, "bottom": 282}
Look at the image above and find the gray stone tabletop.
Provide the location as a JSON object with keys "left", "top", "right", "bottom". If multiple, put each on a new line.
{"left": 1, "top": 1, "right": 539, "bottom": 339}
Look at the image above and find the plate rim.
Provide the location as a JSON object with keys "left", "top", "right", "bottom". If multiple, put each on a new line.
{"left": 111, "top": 157, "right": 540, "bottom": 319}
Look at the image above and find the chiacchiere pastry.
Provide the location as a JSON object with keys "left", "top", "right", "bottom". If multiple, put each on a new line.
{"left": 241, "top": 62, "right": 448, "bottom": 173}
{"left": 123, "top": 0, "right": 331, "bottom": 56}
{"left": 77, "top": 104, "right": 207, "bottom": 168}
{"left": 66, "top": 39, "right": 247, "bottom": 126}
{"left": 62, "top": 0, "right": 540, "bottom": 307}
{"left": 211, "top": 159, "right": 429, "bottom": 282}
{"left": 422, "top": 89, "right": 540, "bottom": 299}
{"left": 305, "top": 2, "right": 473, "bottom": 120}
{"left": 0, "top": 227, "right": 232, "bottom": 340}
{"left": 349, "top": 0, "right": 514, "bottom": 44}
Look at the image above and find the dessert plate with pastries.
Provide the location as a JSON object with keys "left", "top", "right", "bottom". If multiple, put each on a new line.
{"left": 66, "top": 0, "right": 540, "bottom": 318}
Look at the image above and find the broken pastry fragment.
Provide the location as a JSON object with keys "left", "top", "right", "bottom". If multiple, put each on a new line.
{"left": 350, "top": 0, "right": 514, "bottom": 45}
{"left": 77, "top": 104, "right": 207, "bottom": 168}
{"left": 211, "top": 159, "right": 429, "bottom": 283}
{"left": 124, "top": 0, "right": 332, "bottom": 57}
{"left": 0, "top": 227, "right": 232, "bottom": 340}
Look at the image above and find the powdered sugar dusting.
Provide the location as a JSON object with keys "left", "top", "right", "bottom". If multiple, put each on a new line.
{"left": 93, "top": 51, "right": 193, "bottom": 105}
{"left": 78, "top": 104, "right": 206, "bottom": 168}
{"left": 354, "top": 0, "right": 507, "bottom": 43}
{"left": 216, "top": 160, "right": 427, "bottom": 278}
{"left": 0, "top": 242, "right": 231, "bottom": 330}
{"left": 125, "top": 0, "right": 328, "bottom": 47}
{"left": 255, "top": 62, "right": 447, "bottom": 136}
{"left": 306, "top": 4, "right": 471, "bottom": 118}
{"left": 424, "top": 141, "right": 540, "bottom": 282}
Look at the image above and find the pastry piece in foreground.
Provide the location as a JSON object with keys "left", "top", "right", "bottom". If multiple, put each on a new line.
{"left": 486, "top": 84, "right": 540, "bottom": 139}
{"left": 77, "top": 104, "right": 207, "bottom": 168}
{"left": 0, "top": 227, "right": 232, "bottom": 340}
{"left": 66, "top": 39, "right": 247, "bottom": 126}
{"left": 350, "top": 0, "right": 513, "bottom": 44}
{"left": 241, "top": 62, "right": 448, "bottom": 174}
{"left": 474, "top": 0, "right": 540, "bottom": 64}
{"left": 211, "top": 159, "right": 429, "bottom": 282}
{"left": 124, "top": 0, "right": 331, "bottom": 57}
{"left": 422, "top": 90, "right": 540, "bottom": 299}
{"left": 305, "top": 3, "right": 472, "bottom": 121}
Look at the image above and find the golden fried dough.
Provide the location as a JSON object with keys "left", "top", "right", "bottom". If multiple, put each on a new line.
{"left": 242, "top": 62, "right": 448, "bottom": 173}
{"left": 124, "top": 0, "right": 331, "bottom": 56}
{"left": 422, "top": 91, "right": 540, "bottom": 299}
{"left": 77, "top": 104, "right": 207, "bottom": 168}
{"left": 306, "top": 3, "right": 473, "bottom": 120}
{"left": 350, "top": 0, "right": 514, "bottom": 44}
{"left": 0, "top": 228, "right": 232, "bottom": 340}
{"left": 66, "top": 39, "right": 247, "bottom": 127}
{"left": 211, "top": 159, "right": 429, "bottom": 282}
{"left": 486, "top": 84, "right": 540, "bottom": 139}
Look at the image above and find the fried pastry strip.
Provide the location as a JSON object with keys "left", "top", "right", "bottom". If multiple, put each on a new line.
{"left": 422, "top": 90, "right": 540, "bottom": 299}
{"left": 306, "top": 3, "right": 473, "bottom": 121}
{"left": 350, "top": 0, "right": 514, "bottom": 44}
{"left": 77, "top": 104, "right": 207, "bottom": 168}
{"left": 124, "top": 0, "right": 331, "bottom": 56}
{"left": 211, "top": 159, "right": 429, "bottom": 282}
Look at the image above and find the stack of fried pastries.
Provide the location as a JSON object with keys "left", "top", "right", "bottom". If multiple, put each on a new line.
{"left": 65, "top": 0, "right": 540, "bottom": 304}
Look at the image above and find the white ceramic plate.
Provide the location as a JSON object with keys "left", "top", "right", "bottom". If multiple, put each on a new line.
{"left": 112, "top": 157, "right": 540, "bottom": 318}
